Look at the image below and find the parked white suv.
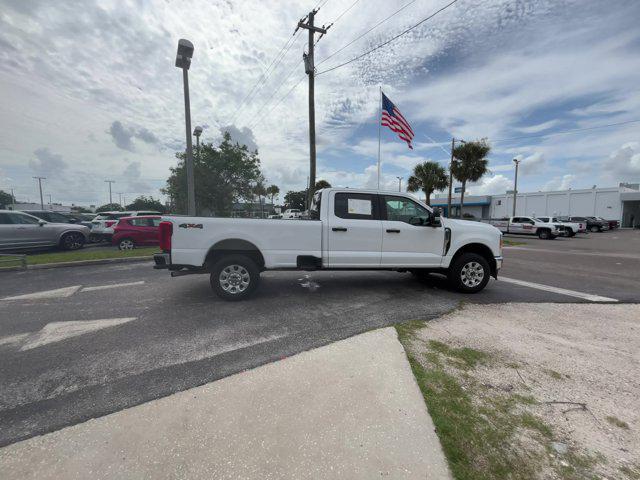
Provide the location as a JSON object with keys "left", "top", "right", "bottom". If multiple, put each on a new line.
{"left": 154, "top": 189, "right": 503, "bottom": 300}
{"left": 536, "top": 217, "right": 580, "bottom": 237}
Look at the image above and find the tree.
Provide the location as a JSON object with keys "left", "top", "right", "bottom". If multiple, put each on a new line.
{"left": 451, "top": 139, "right": 491, "bottom": 218}
{"left": 163, "top": 131, "right": 264, "bottom": 216}
{"left": 96, "top": 203, "right": 123, "bottom": 213}
{"left": 315, "top": 179, "right": 331, "bottom": 190}
{"left": 406, "top": 162, "right": 449, "bottom": 206}
{"left": 266, "top": 184, "right": 280, "bottom": 205}
{"left": 252, "top": 182, "right": 267, "bottom": 218}
{"left": 0, "top": 190, "right": 13, "bottom": 208}
{"left": 284, "top": 190, "right": 306, "bottom": 211}
{"left": 125, "top": 195, "right": 166, "bottom": 213}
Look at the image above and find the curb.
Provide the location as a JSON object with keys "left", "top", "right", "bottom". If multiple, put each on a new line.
{"left": 0, "top": 256, "right": 153, "bottom": 272}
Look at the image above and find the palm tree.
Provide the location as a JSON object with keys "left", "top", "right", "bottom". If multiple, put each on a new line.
{"left": 451, "top": 139, "right": 491, "bottom": 218}
{"left": 315, "top": 179, "right": 331, "bottom": 190}
{"left": 407, "top": 161, "right": 449, "bottom": 206}
{"left": 266, "top": 184, "right": 280, "bottom": 205}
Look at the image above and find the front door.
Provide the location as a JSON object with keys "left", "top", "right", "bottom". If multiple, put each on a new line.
{"left": 327, "top": 192, "right": 382, "bottom": 267}
{"left": 380, "top": 195, "right": 444, "bottom": 267}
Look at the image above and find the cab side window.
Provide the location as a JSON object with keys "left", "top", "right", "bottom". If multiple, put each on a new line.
{"left": 334, "top": 193, "right": 378, "bottom": 220}
{"left": 13, "top": 214, "right": 40, "bottom": 225}
{"left": 383, "top": 196, "right": 430, "bottom": 225}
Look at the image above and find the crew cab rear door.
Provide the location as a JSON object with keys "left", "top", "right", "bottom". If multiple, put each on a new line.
{"left": 380, "top": 195, "right": 444, "bottom": 267}
{"left": 327, "top": 191, "right": 382, "bottom": 267}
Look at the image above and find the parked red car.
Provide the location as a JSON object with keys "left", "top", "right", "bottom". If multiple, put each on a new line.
{"left": 112, "top": 216, "right": 161, "bottom": 250}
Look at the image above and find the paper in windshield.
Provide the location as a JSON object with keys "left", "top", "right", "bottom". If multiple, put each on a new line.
{"left": 348, "top": 198, "right": 371, "bottom": 215}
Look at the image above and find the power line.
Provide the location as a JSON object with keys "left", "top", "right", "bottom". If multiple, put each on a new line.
{"left": 316, "top": 0, "right": 460, "bottom": 75}
{"left": 230, "top": 32, "right": 303, "bottom": 125}
{"left": 492, "top": 119, "right": 640, "bottom": 143}
{"left": 315, "top": 0, "right": 361, "bottom": 46}
{"left": 316, "top": 0, "right": 420, "bottom": 67}
{"left": 250, "top": 75, "right": 307, "bottom": 130}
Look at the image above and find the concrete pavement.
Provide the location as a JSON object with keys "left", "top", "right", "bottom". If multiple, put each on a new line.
{"left": 0, "top": 328, "right": 452, "bottom": 480}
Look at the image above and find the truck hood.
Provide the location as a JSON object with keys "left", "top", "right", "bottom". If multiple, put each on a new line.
{"left": 443, "top": 218, "right": 502, "bottom": 235}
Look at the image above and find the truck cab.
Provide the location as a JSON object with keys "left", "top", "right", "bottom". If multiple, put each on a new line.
{"left": 154, "top": 188, "right": 503, "bottom": 300}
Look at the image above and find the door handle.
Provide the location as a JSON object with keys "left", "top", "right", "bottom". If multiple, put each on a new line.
{"left": 386, "top": 229, "right": 401, "bottom": 233}
{"left": 332, "top": 227, "right": 347, "bottom": 232}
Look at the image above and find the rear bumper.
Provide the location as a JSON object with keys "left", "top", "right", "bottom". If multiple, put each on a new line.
{"left": 153, "top": 253, "right": 171, "bottom": 269}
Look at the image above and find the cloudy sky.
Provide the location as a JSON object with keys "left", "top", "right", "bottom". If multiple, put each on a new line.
{"left": 0, "top": 0, "right": 639, "bottom": 207}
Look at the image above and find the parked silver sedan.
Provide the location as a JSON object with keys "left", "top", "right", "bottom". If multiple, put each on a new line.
{"left": 0, "top": 210, "right": 90, "bottom": 251}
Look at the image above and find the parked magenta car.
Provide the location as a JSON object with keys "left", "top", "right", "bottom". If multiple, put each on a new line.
{"left": 111, "top": 216, "right": 161, "bottom": 250}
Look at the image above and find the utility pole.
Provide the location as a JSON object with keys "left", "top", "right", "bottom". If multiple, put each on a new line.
{"left": 446, "top": 138, "right": 455, "bottom": 218}
{"left": 298, "top": 9, "right": 327, "bottom": 208}
{"left": 104, "top": 180, "right": 115, "bottom": 204}
{"left": 512, "top": 158, "right": 521, "bottom": 217}
{"left": 47, "top": 194, "right": 52, "bottom": 210}
{"left": 396, "top": 176, "right": 403, "bottom": 192}
{"left": 175, "top": 39, "right": 196, "bottom": 216}
{"left": 117, "top": 192, "right": 123, "bottom": 206}
{"left": 33, "top": 176, "right": 46, "bottom": 210}
{"left": 10, "top": 188, "right": 15, "bottom": 204}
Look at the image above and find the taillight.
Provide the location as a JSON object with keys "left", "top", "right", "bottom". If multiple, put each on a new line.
{"left": 159, "top": 221, "right": 173, "bottom": 252}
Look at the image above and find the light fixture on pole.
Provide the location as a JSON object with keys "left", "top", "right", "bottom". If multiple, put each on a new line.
{"left": 396, "top": 176, "right": 403, "bottom": 192}
{"left": 512, "top": 157, "right": 521, "bottom": 217}
{"left": 176, "top": 38, "right": 196, "bottom": 216}
{"left": 193, "top": 125, "right": 203, "bottom": 158}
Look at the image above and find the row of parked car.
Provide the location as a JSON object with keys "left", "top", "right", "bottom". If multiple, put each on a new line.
{"left": 0, "top": 209, "right": 163, "bottom": 252}
{"left": 487, "top": 215, "right": 619, "bottom": 240}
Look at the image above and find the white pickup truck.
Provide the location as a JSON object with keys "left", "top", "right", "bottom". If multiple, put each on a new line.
{"left": 154, "top": 188, "right": 503, "bottom": 300}
{"left": 489, "top": 216, "right": 560, "bottom": 240}
{"left": 535, "top": 216, "right": 581, "bottom": 237}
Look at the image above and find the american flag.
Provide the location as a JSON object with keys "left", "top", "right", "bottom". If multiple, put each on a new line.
{"left": 381, "top": 92, "right": 414, "bottom": 149}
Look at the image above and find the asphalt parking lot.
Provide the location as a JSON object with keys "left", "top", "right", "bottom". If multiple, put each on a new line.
{"left": 1, "top": 228, "right": 638, "bottom": 446}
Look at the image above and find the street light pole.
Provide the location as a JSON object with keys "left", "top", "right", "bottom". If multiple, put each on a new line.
{"left": 176, "top": 39, "right": 196, "bottom": 216}
{"left": 47, "top": 194, "right": 52, "bottom": 210}
{"left": 33, "top": 176, "right": 46, "bottom": 210}
{"left": 104, "top": 180, "right": 115, "bottom": 204}
{"left": 396, "top": 176, "right": 403, "bottom": 192}
{"left": 512, "top": 158, "right": 521, "bottom": 217}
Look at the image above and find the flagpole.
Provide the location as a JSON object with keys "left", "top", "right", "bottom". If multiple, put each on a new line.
{"left": 377, "top": 86, "right": 382, "bottom": 190}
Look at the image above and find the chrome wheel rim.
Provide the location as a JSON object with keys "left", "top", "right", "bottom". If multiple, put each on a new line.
{"left": 120, "top": 239, "right": 134, "bottom": 250}
{"left": 461, "top": 261, "right": 484, "bottom": 288}
{"left": 219, "top": 265, "right": 250, "bottom": 294}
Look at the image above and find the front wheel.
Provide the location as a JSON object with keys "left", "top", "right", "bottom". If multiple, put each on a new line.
{"left": 448, "top": 253, "right": 490, "bottom": 293}
{"left": 210, "top": 255, "right": 260, "bottom": 301}
{"left": 538, "top": 229, "right": 550, "bottom": 239}
{"left": 590, "top": 225, "right": 599, "bottom": 233}
{"left": 60, "top": 232, "right": 85, "bottom": 251}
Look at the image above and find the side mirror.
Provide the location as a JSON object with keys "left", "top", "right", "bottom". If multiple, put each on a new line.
{"left": 38, "top": 220, "right": 46, "bottom": 226}
{"left": 429, "top": 210, "right": 442, "bottom": 228}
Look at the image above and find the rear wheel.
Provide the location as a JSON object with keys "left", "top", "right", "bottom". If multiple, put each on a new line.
{"left": 448, "top": 253, "right": 490, "bottom": 293}
{"left": 118, "top": 238, "right": 135, "bottom": 250}
{"left": 60, "top": 232, "right": 85, "bottom": 251}
{"left": 567, "top": 229, "right": 576, "bottom": 237}
{"left": 210, "top": 255, "right": 260, "bottom": 301}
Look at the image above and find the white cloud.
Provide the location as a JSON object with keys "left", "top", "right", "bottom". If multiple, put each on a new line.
{"left": 602, "top": 141, "right": 640, "bottom": 179}
{"left": 544, "top": 174, "right": 576, "bottom": 191}
{"left": 467, "top": 174, "right": 512, "bottom": 195}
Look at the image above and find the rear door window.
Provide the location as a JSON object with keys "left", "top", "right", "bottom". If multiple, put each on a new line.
{"left": 334, "top": 193, "right": 378, "bottom": 220}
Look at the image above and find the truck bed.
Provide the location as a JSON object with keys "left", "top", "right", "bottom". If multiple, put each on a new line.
{"left": 167, "top": 217, "right": 323, "bottom": 269}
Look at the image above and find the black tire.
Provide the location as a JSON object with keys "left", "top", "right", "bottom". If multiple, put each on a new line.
{"left": 447, "top": 253, "right": 490, "bottom": 293}
{"left": 118, "top": 238, "right": 135, "bottom": 250}
{"left": 60, "top": 232, "right": 85, "bottom": 251}
{"left": 538, "top": 229, "right": 551, "bottom": 240}
{"left": 210, "top": 254, "right": 260, "bottom": 301}
{"left": 567, "top": 229, "right": 576, "bottom": 237}
{"left": 590, "top": 225, "right": 599, "bottom": 233}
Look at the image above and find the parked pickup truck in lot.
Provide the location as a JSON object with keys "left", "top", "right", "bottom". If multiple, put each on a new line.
{"left": 565, "top": 216, "right": 606, "bottom": 233}
{"left": 489, "top": 216, "right": 560, "bottom": 239}
{"left": 535, "top": 216, "right": 580, "bottom": 237}
{"left": 154, "top": 188, "right": 503, "bottom": 300}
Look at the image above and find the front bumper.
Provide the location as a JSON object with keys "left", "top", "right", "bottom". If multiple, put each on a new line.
{"left": 494, "top": 255, "right": 503, "bottom": 271}
{"left": 153, "top": 253, "right": 170, "bottom": 269}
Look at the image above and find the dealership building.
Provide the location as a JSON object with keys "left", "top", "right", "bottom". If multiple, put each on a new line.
{"left": 431, "top": 183, "right": 640, "bottom": 227}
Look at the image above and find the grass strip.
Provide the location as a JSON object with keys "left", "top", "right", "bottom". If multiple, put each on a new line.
{"left": 24, "top": 247, "right": 157, "bottom": 266}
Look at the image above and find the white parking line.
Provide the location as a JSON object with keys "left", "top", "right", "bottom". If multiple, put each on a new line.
{"left": 80, "top": 281, "right": 145, "bottom": 292}
{"left": 500, "top": 276, "right": 618, "bottom": 303}
{"left": 1, "top": 285, "right": 81, "bottom": 301}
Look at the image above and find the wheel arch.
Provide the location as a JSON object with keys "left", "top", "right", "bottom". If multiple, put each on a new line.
{"left": 449, "top": 242, "right": 497, "bottom": 278}
{"left": 204, "top": 238, "right": 265, "bottom": 271}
